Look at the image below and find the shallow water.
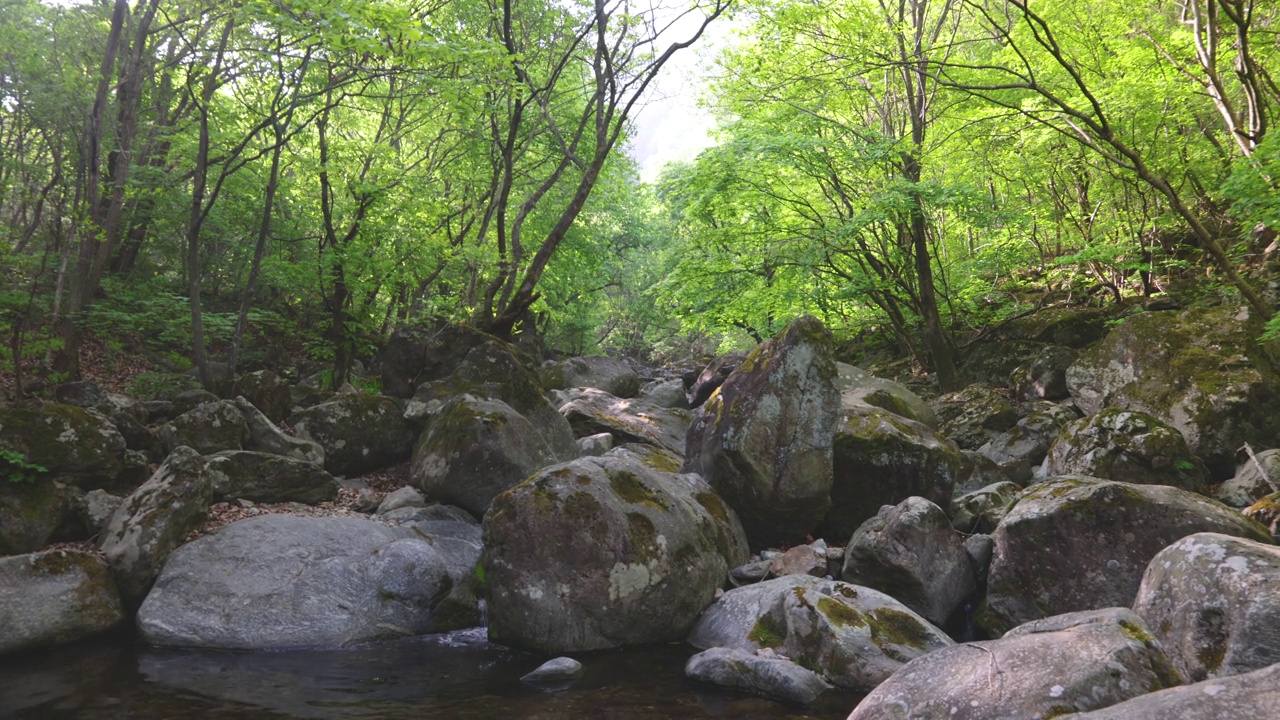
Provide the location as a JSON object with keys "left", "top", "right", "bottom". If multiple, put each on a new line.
{"left": 0, "top": 628, "right": 864, "bottom": 719}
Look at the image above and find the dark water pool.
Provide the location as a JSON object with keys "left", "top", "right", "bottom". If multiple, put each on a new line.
{"left": 0, "top": 629, "right": 863, "bottom": 719}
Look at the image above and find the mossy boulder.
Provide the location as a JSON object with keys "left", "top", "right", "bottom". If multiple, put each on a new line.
{"left": 157, "top": 400, "right": 249, "bottom": 456}
{"left": 638, "top": 378, "right": 690, "bottom": 409}
{"left": 1015, "top": 344, "right": 1078, "bottom": 401}
{"left": 683, "top": 315, "right": 840, "bottom": 548}
{"left": 1133, "top": 532, "right": 1280, "bottom": 682}
{"left": 379, "top": 323, "right": 500, "bottom": 398}
{"left": 685, "top": 352, "right": 746, "bottom": 408}
{"left": 820, "top": 404, "right": 964, "bottom": 542}
{"left": 979, "top": 401, "right": 1078, "bottom": 484}
{"left": 983, "top": 476, "right": 1273, "bottom": 635}
{"left": 932, "top": 384, "right": 1017, "bottom": 450}
{"left": 1217, "top": 449, "right": 1280, "bottom": 508}
{"left": 229, "top": 370, "right": 292, "bottom": 423}
{"left": 291, "top": 394, "right": 415, "bottom": 477}
{"left": 99, "top": 446, "right": 212, "bottom": 607}
{"left": 684, "top": 646, "right": 833, "bottom": 705}
{"left": 556, "top": 387, "right": 692, "bottom": 456}
{"left": 848, "top": 608, "right": 1184, "bottom": 720}
{"left": 1066, "top": 306, "right": 1280, "bottom": 478}
{"left": 483, "top": 449, "right": 749, "bottom": 653}
{"left": 961, "top": 340, "right": 1045, "bottom": 388}
{"left": 233, "top": 396, "right": 324, "bottom": 465}
{"left": 837, "top": 362, "right": 937, "bottom": 428}
{"left": 204, "top": 450, "right": 338, "bottom": 505}
{"left": 541, "top": 355, "right": 640, "bottom": 398}
{"left": 996, "top": 306, "right": 1113, "bottom": 348}
{"left": 411, "top": 395, "right": 569, "bottom": 517}
{"left": 0, "top": 549, "right": 123, "bottom": 656}
{"left": 1059, "top": 662, "right": 1280, "bottom": 719}
{"left": 0, "top": 480, "right": 85, "bottom": 555}
{"left": 1243, "top": 492, "right": 1280, "bottom": 540}
{"left": 0, "top": 403, "right": 127, "bottom": 489}
{"left": 688, "top": 574, "right": 953, "bottom": 691}
{"left": 1042, "top": 408, "right": 1211, "bottom": 493}
{"left": 842, "top": 496, "right": 977, "bottom": 626}
{"left": 949, "top": 481, "right": 1023, "bottom": 534}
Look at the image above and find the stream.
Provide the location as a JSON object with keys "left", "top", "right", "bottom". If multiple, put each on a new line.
{"left": 0, "top": 628, "right": 865, "bottom": 719}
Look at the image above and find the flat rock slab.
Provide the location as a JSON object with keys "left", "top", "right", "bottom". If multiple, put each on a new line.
{"left": 1061, "top": 662, "right": 1280, "bottom": 719}
{"left": 685, "top": 647, "right": 832, "bottom": 705}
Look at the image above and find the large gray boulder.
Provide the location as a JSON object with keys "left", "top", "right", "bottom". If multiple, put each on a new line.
{"left": 688, "top": 574, "right": 953, "bottom": 691}
{"left": 203, "top": 450, "right": 339, "bottom": 505}
{"left": 0, "top": 480, "right": 84, "bottom": 555}
{"left": 1017, "top": 344, "right": 1077, "bottom": 400}
{"left": 1042, "top": 408, "right": 1211, "bottom": 493}
{"left": 638, "top": 378, "right": 690, "bottom": 409}
{"left": 0, "top": 403, "right": 126, "bottom": 489}
{"left": 98, "top": 447, "right": 212, "bottom": 606}
{"left": 685, "top": 352, "right": 746, "bottom": 408}
{"left": 380, "top": 323, "right": 498, "bottom": 398}
{"left": 1061, "top": 662, "right": 1280, "bottom": 719}
{"left": 978, "top": 401, "right": 1078, "bottom": 483}
{"left": 685, "top": 647, "right": 832, "bottom": 705}
{"left": 836, "top": 362, "right": 937, "bottom": 428}
{"left": 157, "top": 400, "right": 249, "bottom": 455}
{"left": 1065, "top": 305, "right": 1280, "bottom": 477}
{"left": 410, "top": 395, "right": 568, "bottom": 517}
{"left": 983, "top": 476, "right": 1273, "bottom": 635}
{"left": 137, "top": 514, "right": 459, "bottom": 649}
{"left": 932, "top": 384, "right": 1017, "bottom": 450}
{"left": 842, "top": 497, "right": 976, "bottom": 626}
{"left": 682, "top": 316, "right": 840, "bottom": 547}
{"left": 1217, "top": 448, "right": 1280, "bottom": 507}
{"left": 557, "top": 387, "right": 692, "bottom": 456}
{"left": 820, "top": 405, "right": 964, "bottom": 542}
{"left": 949, "top": 481, "right": 1022, "bottom": 534}
{"left": 541, "top": 355, "right": 640, "bottom": 398}
{"left": 847, "top": 608, "right": 1184, "bottom": 720}
{"left": 0, "top": 549, "right": 123, "bottom": 656}
{"left": 228, "top": 370, "right": 292, "bottom": 423}
{"left": 292, "top": 394, "right": 415, "bottom": 476}
{"left": 1132, "top": 532, "right": 1280, "bottom": 682}
{"left": 233, "top": 396, "right": 324, "bottom": 465}
{"left": 483, "top": 450, "right": 749, "bottom": 653}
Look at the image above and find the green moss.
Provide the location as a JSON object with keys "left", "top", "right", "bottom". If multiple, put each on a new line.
{"left": 563, "top": 491, "right": 603, "bottom": 522}
{"left": 624, "top": 512, "right": 660, "bottom": 563}
{"left": 1118, "top": 619, "right": 1156, "bottom": 645}
{"left": 748, "top": 613, "right": 787, "bottom": 648}
{"left": 1197, "top": 641, "right": 1226, "bottom": 674}
{"left": 1043, "top": 705, "right": 1077, "bottom": 719}
{"left": 817, "top": 596, "right": 868, "bottom": 629}
{"left": 694, "top": 492, "right": 730, "bottom": 524}
{"left": 1120, "top": 619, "right": 1185, "bottom": 690}
{"left": 29, "top": 549, "right": 88, "bottom": 577}
{"left": 608, "top": 470, "right": 667, "bottom": 510}
{"left": 868, "top": 607, "right": 933, "bottom": 649}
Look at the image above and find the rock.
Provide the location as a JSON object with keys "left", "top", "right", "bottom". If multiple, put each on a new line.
{"left": 0, "top": 403, "right": 127, "bottom": 489}
{"left": 949, "top": 481, "right": 1022, "bottom": 534}
{"left": 1243, "top": 493, "right": 1280, "bottom": 540}
{"left": 557, "top": 388, "right": 692, "bottom": 456}
{"left": 229, "top": 370, "right": 292, "bottom": 423}
{"left": 842, "top": 497, "right": 977, "bottom": 626}
{"left": 960, "top": 340, "right": 1044, "bottom": 388}
{"left": 983, "top": 476, "right": 1273, "bottom": 635}
{"left": 685, "top": 352, "right": 745, "bottom": 408}
{"left": 688, "top": 574, "right": 953, "bottom": 690}
{"left": 76, "top": 489, "right": 123, "bottom": 536}
{"left": 1065, "top": 306, "right": 1280, "bottom": 478}
{"left": 233, "top": 396, "right": 325, "bottom": 465}
{"left": 157, "top": 400, "right": 249, "bottom": 455}
{"left": 54, "top": 381, "right": 105, "bottom": 407}
{"left": 379, "top": 323, "right": 498, "bottom": 398}
{"left": 1016, "top": 344, "right": 1077, "bottom": 400}
{"left": 377, "top": 486, "right": 426, "bottom": 515}
{"left": 1218, "top": 448, "right": 1280, "bottom": 507}
{"left": 381, "top": 502, "right": 476, "bottom": 524}
{"left": 1132, "top": 532, "right": 1280, "bottom": 682}
{"left": 411, "top": 395, "right": 568, "bottom": 517}
{"left": 0, "top": 480, "right": 84, "bottom": 555}
{"left": 847, "top": 608, "right": 1184, "bottom": 720}
{"left": 820, "top": 404, "right": 964, "bottom": 542}
{"left": 483, "top": 450, "right": 749, "bottom": 653}
{"left": 730, "top": 558, "right": 774, "bottom": 586}
{"left": 685, "top": 647, "right": 832, "bottom": 705}
{"left": 978, "top": 401, "right": 1078, "bottom": 483}
{"left": 1059, "top": 662, "right": 1280, "bottom": 719}
{"left": 577, "top": 432, "right": 614, "bottom": 457}
{"left": 836, "top": 362, "right": 937, "bottom": 428}
{"left": 542, "top": 355, "right": 640, "bottom": 398}
{"left": 995, "top": 306, "right": 1112, "bottom": 348}
{"left": 402, "top": 515, "right": 485, "bottom": 629}
{"left": 932, "top": 384, "right": 1017, "bottom": 450}
{"left": 136, "top": 514, "right": 458, "bottom": 649}
{"left": 169, "top": 388, "right": 220, "bottom": 417}
{"left": 0, "top": 550, "right": 123, "bottom": 656}
{"left": 292, "top": 394, "right": 415, "bottom": 477}
{"left": 682, "top": 316, "right": 839, "bottom": 547}
{"left": 768, "top": 544, "right": 827, "bottom": 578}
{"left": 638, "top": 378, "right": 690, "bottom": 409}
{"left": 1042, "top": 408, "right": 1211, "bottom": 493}
{"left": 964, "top": 534, "right": 995, "bottom": 585}
{"left": 520, "top": 657, "right": 584, "bottom": 689}
{"left": 203, "top": 450, "right": 339, "bottom": 505}
{"left": 954, "top": 449, "right": 1010, "bottom": 495}
{"left": 98, "top": 447, "right": 212, "bottom": 606}
{"left": 99, "top": 402, "right": 163, "bottom": 461}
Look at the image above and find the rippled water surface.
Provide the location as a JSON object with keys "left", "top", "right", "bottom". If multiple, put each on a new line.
{"left": 0, "top": 629, "right": 864, "bottom": 719}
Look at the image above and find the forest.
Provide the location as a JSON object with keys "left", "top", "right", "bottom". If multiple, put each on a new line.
{"left": 2, "top": 0, "right": 1278, "bottom": 394}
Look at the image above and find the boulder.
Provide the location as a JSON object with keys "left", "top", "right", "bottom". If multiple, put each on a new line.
{"left": 638, "top": 378, "right": 690, "bottom": 409}
{"left": 542, "top": 355, "right": 640, "bottom": 398}
{"left": 1065, "top": 305, "right": 1280, "bottom": 478}
{"left": 0, "top": 480, "right": 84, "bottom": 555}
{"left": 76, "top": 489, "right": 123, "bottom": 536}
{"left": 1132, "top": 532, "right": 1280, "bottom": 682}
{"left": 960, "top": 340, "right": 1044, "bottom": 388}
{"left": 983, "top": 476, "right": 1273, "bottom": 635}
{"left": 379, "top": 323, "right": 498, "bottom": 398}
{"left": 204, "top": 450, "right": 339, "bottom": 505}
{"left": 483, "top": 450, "right": 749, "bottom": 653}
{"left": 0, "top": 549, "right": 123, "bottom": 656}
{"left": 1060, "top": 662, "right": 1280, "bottom": 719}
{"left": 836, "top": 362, "right": 937, "bottom": 428}
{"left": 53, "top": 380, "right": 105, "bottom": 407}
{"left": 0, "top": 403, "right": 126, "bottom": 489}
{"left": 557, "top": 388, "right": 692, "bottom": 456}
{"left": 157, "top": 400, "right": 249, "bottom": 455}
{"left": 682, "top": 316, "right": 839, "bottom": 547}
{"left": 687, "top": 574, "right": 953, "bottom": 691}
{"left": 228, "top": 370, "right": 292, "bottom": 423}
{"left": 98, "top": 447, "right": 212, "bottom": 606}
{"left": 841, "top": 497, "right": 976, "bottom": 626}
{"left": 136, "top": 514, "right": 457, "bottom": 649}
{"left": 820, "top": 405, "right": 963, "bottom": 542}
{"left": 955, "top": 449, "right": 1010, "bottom": 495}
{"left": 292, "top": 394, "right": 415, "bottom": 477}
{"left": 402, "top": 514, "right": 485, "bottom": 629}
{"left": 233, "top": 396, "right": 324, "bottom": 465}
{"left": 578, "top": 432, "right": 614, "bottom": 456}
{"left": 168, "top": 388, "right": 221, "bottom": 418}
{"left": 410, "top": 395, "right": 568, "bottom": 517}
{"left": 1243, "top": 492, "right": 1280, "bottom": 540}
{"left": 994, "top": 306, "right": 1112, "bottom": 348}
{"left": 521, "top": 656, "right": 585, "bottom": 690}
{"left": 376, "top": 486, "right": 425, "bottom": 515}
{"left": 768, "top": 543, "right": 827, "bottom": 578}
{"left": 932, "top": 384, "right": 1017, "bottom": 450}
{"left": 685, "top": 647, "right": 832, "bottom": 705}
{"left": 847, "top": 608, "right": 1184, "bottom": 720}
{"left": 1217, "top": 448, "right": 1280, "bottom": 507}
{"left": 979, "top": 401, "right": 1078, "bottom": 483}
{"left": 949, "top": 481, "right": 1022, "bottom": 534}
{"left": 1042, "top": 408, "right": 1211, "bottom": 493}
{"left": 1016, "top": 344, "right": 1077, "bottom": 401}
{"left": 685, "top": 352, "right": 745, "bottom": 408}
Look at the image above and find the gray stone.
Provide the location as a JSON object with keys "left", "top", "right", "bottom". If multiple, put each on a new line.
{"left": 768, "top": 544, "right": 826, "bottom": 578}
{"left": 520, "top": 656, "right": 584, "bottom": 688}
{"left": 292, "top": 394, "right": 415, "bottom": 477}
{"left": 979, "top": 401, "right": 1078, "bottom": 484}
{"left": 1133, "top": 532, "right": 1280, "bottom": 681}
{"left": 950, "top": 481, "right": 1022, "bottom": 534}
{"left": 234, "top": 396, "right": 324, "bottom": 465}
{"left": 158, "top": 400, "right": 249, "bottom": 456}
{"left": 377, "top": 486, "right": 426, "bottom": 515}
{"left": 1218, "top": 448, "right": 1280, "bottom": 507}
{"left": 577, "top": 432, "right": 614, "bottom": 457}
{"left": 0, "top": 403, "right": 127, "bottom": 489}
{"left": 847, "top": 608, "right": 1184, "bottom": 720}
{"left": 77, "top": 489, "right": 124, "bottom": 536}
{"left": 203, "top": 450, "right": 339, "bottom": 505}
{"left": 685, "top": 647, "right": 832, "bottom": 705}
{"left": 1017, "top": 344, "right": 1077, "bottom": 400}
{"left": 932, "top": 384, "right": 1017, "bottom": 450}
{"left": 1042, "top": 408, "right": 1211, "bottom": 493}
{"left": 836, "top": 362, "right": 937, "bottom": 428}
{"left": 0, "top": 549, "right": 123, "bottom": 656}
{"left": 1061, "top": 663, "right": 1280, "bottom": 719}
{"left": 0, "top": 479, "right": 83, "bottom": 555}
{"left": 542, "top": 355, "right": 640, "bottom": 398}
{"left": 229, "top": 370, "right": 292, "bottom": 423}
{"left": 639, "top": 378, "right": 690, "bottom": 409}
{"left": 558, "top": 388, "right": 691, "bottom": 456}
